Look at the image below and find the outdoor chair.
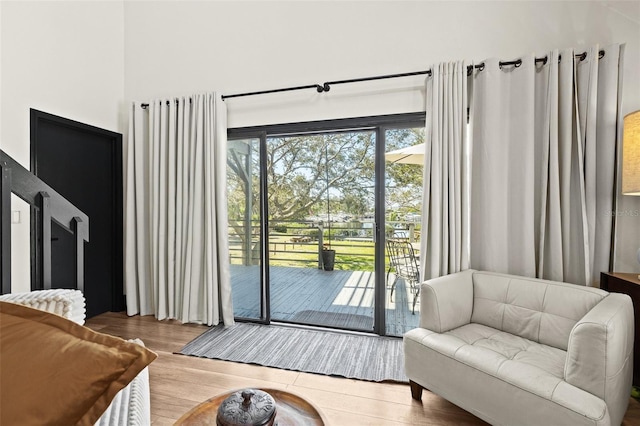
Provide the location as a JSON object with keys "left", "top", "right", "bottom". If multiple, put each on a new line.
{"left": 386, "top": 238, "right": 420, "bottom": 314}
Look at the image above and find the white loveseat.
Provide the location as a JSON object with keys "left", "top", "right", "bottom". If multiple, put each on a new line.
{"left": 404, "top": 270, "right": 634, "bottom": 426}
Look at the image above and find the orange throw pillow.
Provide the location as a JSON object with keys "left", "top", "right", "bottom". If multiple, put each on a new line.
{"left": 0, "top": 301, "right": 157, "bottom": 425}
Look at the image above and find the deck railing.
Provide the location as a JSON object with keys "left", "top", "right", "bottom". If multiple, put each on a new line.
{"left": 228, "top": 218, "right": 420, "bottom": 272}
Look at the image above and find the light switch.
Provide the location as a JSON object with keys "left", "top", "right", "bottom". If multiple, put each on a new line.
{"left": 11, "top": 211, "right": 20, "bottom": 224}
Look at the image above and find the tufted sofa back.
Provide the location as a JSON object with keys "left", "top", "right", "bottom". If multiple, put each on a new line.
{"left": 470, "top": 271, "right": 607, "bottom": 350}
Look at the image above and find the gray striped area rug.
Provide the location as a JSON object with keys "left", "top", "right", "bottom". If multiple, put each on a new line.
{"left": 177, "top": 322, "right": 407, "bottom": 382}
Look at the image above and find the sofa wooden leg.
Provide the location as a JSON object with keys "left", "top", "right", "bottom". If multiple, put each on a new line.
{"left": 410, "top": 380, "right": 424, "bottom": 400}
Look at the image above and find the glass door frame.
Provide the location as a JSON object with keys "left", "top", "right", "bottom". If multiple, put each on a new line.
{"left": 228, "top": 112, "right": 425, "bottom": 336}
{"left": 226, "top": 131, "right": 270, "bottom": 324}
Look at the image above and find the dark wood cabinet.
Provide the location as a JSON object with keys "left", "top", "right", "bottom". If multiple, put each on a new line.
{"left": 601, "top": 272, "right": 640, "bottom": 387}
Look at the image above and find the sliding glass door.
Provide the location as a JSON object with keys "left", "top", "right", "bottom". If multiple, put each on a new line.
{"left": 227, "top": 113, "right": 425, "bottom": 335}
{"left": 266, "top": 131, "right": 377, "bottom": 332}
{"left": 383, "top": 127, "right": 425, "bottom": 336}
{"left": 227, "top": 138, "right": 264, "bottom": 320}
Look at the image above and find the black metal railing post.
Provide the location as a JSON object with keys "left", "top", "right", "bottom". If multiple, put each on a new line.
{"left": 72, "top": 217, "right": 85, "bottom": 293}
{"left": 38, "top": 192, "right": 52, "bottom": 290}
{"left": 1, "top": 162, "right": 11, "bottom": 294}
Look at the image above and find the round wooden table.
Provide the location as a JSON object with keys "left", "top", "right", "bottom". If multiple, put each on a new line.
{"left": 175, "top": 388, "right": 327, "bottom": 425}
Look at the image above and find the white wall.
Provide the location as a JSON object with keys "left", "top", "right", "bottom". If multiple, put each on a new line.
{"left": 124, "top": 1, "right": 640, "bottom": 125}
{"left": 1, "top": 1, "right": 638, "bottom": 291}
{"left": 0, "top": 0, "right": 125, "bottom": 292}
{"left": 124, "top": 1, "right": 640, "bottom": 274}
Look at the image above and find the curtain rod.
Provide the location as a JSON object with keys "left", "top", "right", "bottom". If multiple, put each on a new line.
{"left": 140, "top": 49, "right": 604, "bottom": 108}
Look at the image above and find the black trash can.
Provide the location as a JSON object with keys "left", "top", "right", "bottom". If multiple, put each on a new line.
{"left": 322, "top": 249, "right": 336, "bottom": 271}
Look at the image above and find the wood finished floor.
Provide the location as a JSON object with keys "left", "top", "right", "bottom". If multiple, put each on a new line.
{"left": 86, "top": 312, "right": 640, "bottom": 426}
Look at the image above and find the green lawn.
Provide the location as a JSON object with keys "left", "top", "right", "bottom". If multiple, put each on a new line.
{"left": 230, "top": 234, "right": 377, "bottom": 271}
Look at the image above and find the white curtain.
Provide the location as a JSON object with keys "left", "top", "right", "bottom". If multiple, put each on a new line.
{"left": 470, "top": 44, "right": 624, "bottom": 285}
{"left": 420, "top": 61, "right": 471, "bottom": 280}
{"left": 125, "top": 93, "right": 235, "bottom": 325}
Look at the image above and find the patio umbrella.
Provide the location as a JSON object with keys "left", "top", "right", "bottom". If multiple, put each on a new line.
{"left": 385, "top": 143, "right": 425, "bottom": 165}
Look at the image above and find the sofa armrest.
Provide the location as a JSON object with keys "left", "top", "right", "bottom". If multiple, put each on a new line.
{"left": 0, "top": 289, "right": 86, "bottom": 325}
{"left": 565, "top": 293, "right": 633, "bottom": 402}
{"left": 94, "top": 339, "right": 151, "bottom": 426}
{"left": 419, "top": 269, "right": 474, "bottom": 333}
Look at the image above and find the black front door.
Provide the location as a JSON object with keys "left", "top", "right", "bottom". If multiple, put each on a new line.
{"left": 31, "top": 109, "right": 124, "bottom": 318}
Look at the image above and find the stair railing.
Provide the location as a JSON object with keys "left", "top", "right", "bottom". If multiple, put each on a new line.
{"left": 0, "top": 149, "right": 89, "bottom": 294}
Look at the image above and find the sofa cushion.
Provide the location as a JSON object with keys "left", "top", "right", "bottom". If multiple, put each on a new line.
{"left": 447, "top": 324, "right": 566, "bottom": 382}
{"left": 404, "top": 326, "right": 609, "bottom": 424}
{"left": 410, "top": 323, "right": 608, "bottom": 421}
{"left": 471, "top": 272, "right": 606, "bottom": 350}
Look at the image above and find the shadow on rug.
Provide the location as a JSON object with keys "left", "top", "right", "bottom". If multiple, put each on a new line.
{"left": 289, "top": 310, "right": 374, "bottom": 331}
{"left": 177, "top": 322, "right": 407, "bottom": 383}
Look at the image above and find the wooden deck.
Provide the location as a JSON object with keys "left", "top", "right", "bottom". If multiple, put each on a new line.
{"left": 231, "top": 265, "right": 419, "bottom": 336}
